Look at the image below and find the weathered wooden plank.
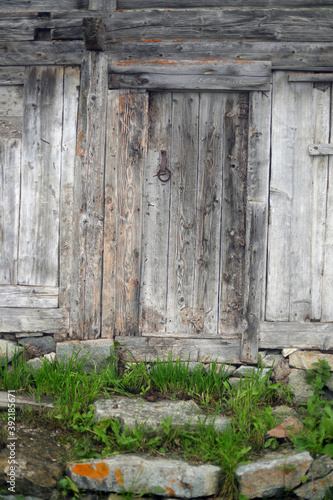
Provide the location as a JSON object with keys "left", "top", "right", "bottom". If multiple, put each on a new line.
{"left": 0, "top": 86, "right": 23, "bottom": 117}
{"left": 241, "top": 202, "right": 266, "bottom": 363}
{"left": 140, "top": 92, "right": 172, "bottom": 334}
{"left": 106, "top": 9, "right": 333, "bottom": 43}
{"left": 0, "top": 286, "right": 58, "bottom": 308}
{"left": 89, "top": 0, "right": 117, "bottom": 10}
{"left": 142, "top": 331, "right": 241, "bottom": 339}
{"left": 110, "top": 73, "right": 271, "bottom": 91}
{"left": 260, "top": 322, "right": 333, "bottom": 350}
{"left": 0, "top": 41, "right": 85, "bottom": 66}
{"left": 166, "top": 92, "right": 199, "bottom": 335}
{"left": 101, "top": 89, "right": 119, "bottom": 338}
{"left": 71, "top": 52, "right": 108, "bottom": 339}
{"left": 193, "top": 92, "right": 224, "bottom": 335}
{"left": 118, "top": 0, "right": 333, "bottom": 8}
{"left": 59, "top": 66, "right": 80, "bottom": 313}
{"left": 18, "top": 66, "right": 64, "bottom": 287}
{"left": 83, "top": 17, "right": 106, "bottom": 51}
{"left": 107, "top": 41, "right": 333, "bottom": 71}
{"left": 0, "top": 307, "right": 68, "bottom": 334}
{"left": 110, "top": 59, "right": 271, "bottom": 77}
{"left": 266, "top": 72, "right": 293, "bottom": 321}
{"left": 0, "top": 0, "right": 89, "bottom": 11}
{"left": 247, "top": 90, "right": 271, "bottom": 320}
{"left": 114, "top": 90, "right": 148, "bottom": 337}
{"left": 310, "top": 86, "right": 330, "bottom": 320}
{"left": 115, "top": 335, "right": 241, "bottom": 363}
{"left": 289, "top": 73, "right": 333, "bottom": 82}
{"left": 309, "top": 144, "right": 333, "bottom": 156}
{"left": 0, "top": 129, "right": 21, "bottom": 284}
{"left": 0, "top": 67, "right": 25, "bottom": 85}
{"left": 219, "top": 93, "right": 248, "bottom": 334}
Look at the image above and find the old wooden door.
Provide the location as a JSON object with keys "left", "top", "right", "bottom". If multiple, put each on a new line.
{"left": 0, "top": 66, "right": 79, "bottom": 336}
{"left": 263, "top": 71, "right": 333, "bottom": 347}
{"left": 102, "top": 88, "right": 250, "bottom": 359}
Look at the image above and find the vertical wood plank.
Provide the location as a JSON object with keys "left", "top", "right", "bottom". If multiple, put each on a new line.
{"left": 18, "top": 66, "right": 64, "bottom": 287}
{"left": 193, "top": 92, "right": 224, "bottom": 334}
{"left": 114, "top": 90, "right": 148, "bottom": 336}
{"left": 59, "top": 66, "right": 80, "bottom": 313}
{"left": 311, "top": 84, "right": 330, "bottom": 320}
{"left": 219, "top": 92, "right": 248, "bottom": 334}
{"left": 140, "top": 92, "right": 172, "bottom": 334}
{"left": 71, "top": 53, "right": 108, "bottom": 339}
{"left": 0, "top": 123, "right": 22, "bottom": 284}
{"left": 102, "top": 89, "right": 119, "bottom": 338}
{"left": 166, "top": 92, "right": 199, "bottom": 334}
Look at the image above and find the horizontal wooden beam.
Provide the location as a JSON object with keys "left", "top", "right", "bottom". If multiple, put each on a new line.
{"left": 308, "top": 144, "right": 333, "bottom": 156}
{"left": 0, "top": 42, "right": 84, "bottom": 66}
{"left": 289, "top": 73, "right": 333, "bottom": 82}
{"left": 259, "top": 321, "right": 333, "bottom": 350}
{"left": 107, "top": 41, "right": 333, "bottom": 71}
{"left": 118, "top": 0, "right": 333, "bottom": 8}
{"left": 106, "top": 9, "right": 333, "bottom": 43}
{"left": 0, "top": 0, "right": 89, "bottom": 11}
{"left": 0, "top": 67, "right": 25, "bottom": 85}
{"left": 0, "top": 286, "right": 58, "bottom": 308}
{"left": 0, "top": 308, "right": 68, "bottom": 334}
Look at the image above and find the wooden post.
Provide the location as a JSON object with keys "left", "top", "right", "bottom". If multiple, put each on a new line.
{"left": 70, "top": 52, "right": 108, "bottom": 339}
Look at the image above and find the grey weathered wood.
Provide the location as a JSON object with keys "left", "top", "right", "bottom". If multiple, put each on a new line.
{"left": 309, "top": 144, "right": 333, "bottom": 156}
{"left": 260, "top": 322, "right": 333, "bottom": 350}
{"left": 289, "top": 73, "right": 333, "bottom": 82}
{"left": 110, "top": 59, "right": 271, "bottom": 77}
{"left": 71, "top": 52, "right": 108, "bottom": 339}
{"left": 219, "top": 93, "right": 248, "bottom": 334}
{"left": 140, "top": 92, "right": 172, "bottom": 335}
{"left": 18, "top": 66, "right": 64, "bottom": 287}
{"left": 0, "top": 286, "right": 58, "bottom": 308}
{"left": 118, "top": 0, "right": 333, "bottom": 8}
{"left": 106, "top": 9, "right": 333, "bottom": 43}
{"left": 166, "top": 92, "right": 199, "bottom": 335}
{"left": 115, "top": 335, "right": 241, "bottom": 363}
{"left": 89, "top": 0, "right": 117, "bottom": 9}
{"left": 0, "top": 0, "right": 89, "bottom": 11}
{"left": 0, "top": 86, "right": 23, "bottom": 117}
{"left": 83, "top": 17, "right": 105, "bottom": 51}
{"left": 0, "top": 308, "right": 68, "bottom": 334}
{"left": 241, "top": 202, "right": 266, "bottom": 364}
{"left": 0, "top": 67, "right": 25, "bottom": 85}
{"left": 110, "top": 73, "right": 271, "bottom": 91}
{"left": 59, "top": 66, "right": 80, "bottom": 312}
{"left": 107, "top": 41, "right": 333, "bottom": 71}
{"left": 0, "top": 41, "right": 85, "bottom": 66}
{"left": 101, "top": 89, "right": 119, "bottom": 339}
{"left": 142, "top": 331, "right": 238, "bottom": 339}
{"left": 114, "top": 90, "right": 148, "bottom": 336}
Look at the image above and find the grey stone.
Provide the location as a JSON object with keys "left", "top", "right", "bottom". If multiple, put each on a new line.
{"left": 271, "top": 405, "right": 300, "bottom": 421}
{"left": 67, "top": 454, "right": 222, "bottom": 498}
{"left": 19, "top": 336, "right": 56, "bottom": 353}
{"left": 94, "top": 397, "right": 230, "bottom": 433}
{"left": 0, "top": 391, "right": 53, "bottom": 410}
{"left": 236, "top": 451, "right": 313, "bottom": 499}
{"left": 309, "top": 455, "right": 333, "bottom": 481}
{"left": 289, "top": 368, "right": 315, "bottom": 404}
{"left": 56, "top": 339, "right": 114, "bottom": 373}
{"left": 294, "top": 471, "right": 333, "bottom": 499}
{"left": 260, "top": 354, "right": 284, "bottom": 368}
{"left": 325, "top": 374, "right": 333, "bottom": 391}
{"left": 231, "top": 366, "right": 271, "bottom": 380}
{"left": 289, "top": 351, "right": 333, "bottom": 371}
{"left": 272, "top": 358, "right": 291, "bottom": 384}
{"left": 0, "top": 340, "right": 22, "bottom": 366}
{"left": 27, "top": 357, "right": 44, "bottom": 370}
{"left": 43, "top": 352, "right": 56, "bottom": 363}
{"left": 282, "top": 348, "right": 299, "bottom": 357}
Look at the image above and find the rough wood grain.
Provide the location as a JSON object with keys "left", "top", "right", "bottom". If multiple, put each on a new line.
{"left": 289, "top": 73, "right": 333, "bottom": 82}
{"left": 241, "top": 202, "right": 266, "bottom": 363}
{"left": 309, "top": 144, "right": 333, "bottom": 155}
{"left": 106, "top": 9, "right": 333, "bottom": 43}
{"left": 118, "top": 0, "right": 333, "bottom": 8}
{"left": 166, "top": 92, "right": 199, "bottom": 335}
{"left": 0, "top": 67, "right": 25, "bottom": 85}
{"left": 101, "top": 89, "right": 119, "bottom": 338}
{"left": 71, "top": 52, "right": 108, "bottom": 339}
{"left": 110, "top": 73, "right": 271, "bottom": 91}
{"left": 114, "top": 90, "right": 148, "bottom": 336}
{"left": 140, "top": 92, "right": 172, "bottom": 335}
{"left": 115, "top": 335, "right": 241, "bottom": 363}
{"left": 0, "top": 308, "right": 68, "bottom": 334}
{"left": 59, "top": 66, "right": 80, "bottom": 313}
{"left": 89, "top": 0, "right": 117, "bottom": 10}
{"left": 0, "top": 86, "right": 23, "bottom": 117}
{"left": 83, "top": 17, "right": 105, "bottom": 51}
{"left": 107, "top": 41, "right": 333, "bottom": 71}
{"left": 219, "top": 93, "right": 248, "bottom": 334}
{"left": 260, "top": 322, "right": 333, "bottom": 350}
{"left": 0, "top": 0, "right": 89, "bottom": 11}
{"left": 0, "top": 286, "right": 58, "bottom": 308}
{"left": 18, "top": 66, "right": 64, "bottom": 287}
{"left": 0, "top": 41, "right": 85, "bottom": 66}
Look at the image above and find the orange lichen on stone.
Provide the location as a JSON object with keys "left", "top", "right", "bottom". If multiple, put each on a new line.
{"left": 165, "top": 486, "right": 175, "bottom": 495}
{"left": 70, "top": 462, "right": 109, "bottom": 483}
{"left": 115, "top": 468, "right": 123, "bottom": 485}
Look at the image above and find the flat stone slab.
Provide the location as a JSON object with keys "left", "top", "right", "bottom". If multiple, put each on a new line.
{"left": 289, "top": 351, "right": 333, "bottom": 371}
{"left": 94, "top": 397, "right": 230, "bottom": 433}
{"left": 289, "top": 369, "right": 315, "bottom": 404}
{"left": 294, "top": 471, "right": 333, "bottom": 500}
{"left": 67, "top": 454, "right": 222, "bottom": 498}
{"left": 0, "top": 391, "right": 53, "bottom": 410}
{"left": 56, "top": 339, "right": 114, "bottom": 373}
